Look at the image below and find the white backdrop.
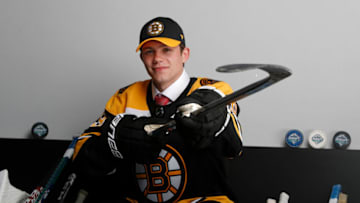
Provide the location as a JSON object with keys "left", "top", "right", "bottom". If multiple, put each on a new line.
{"left": 1, "top": 0, "right": 359, "bottom": 149}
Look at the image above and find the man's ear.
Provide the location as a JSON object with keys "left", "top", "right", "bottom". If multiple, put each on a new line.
{"left": 182, "top": 47, "right": 190, "bottom": 63}
{"left": 139, "top": 52, "right": 143, "bottom": 61}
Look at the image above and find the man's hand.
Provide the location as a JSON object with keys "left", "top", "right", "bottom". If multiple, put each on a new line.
{"left": 175, "top": 88, "right": 228, "bottom": 149}
{"left": 106, "top": 114, "right": 169, "bottom": 163}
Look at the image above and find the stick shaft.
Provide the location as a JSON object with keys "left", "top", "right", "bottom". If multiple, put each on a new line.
{"left": 193, "top": 76, "right": 271, "bottom": 115}
{"left": 149, "top": 64, "right": 291, "bottom": 136}
{"left": 25, "top": 137, "right": 79, "bottom": 203}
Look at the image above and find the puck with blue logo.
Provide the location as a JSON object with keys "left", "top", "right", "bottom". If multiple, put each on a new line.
{"left": 285, "top": 129, "right": 304, "bottom": 147}
{"left": 31, "top": 122, "right": 49, "bottom": 139}
{"left": 333, "top": 131, "right": 351, "bottom": 149}
{"left": 308, "top": 130, "right": 327, "bottom": 149}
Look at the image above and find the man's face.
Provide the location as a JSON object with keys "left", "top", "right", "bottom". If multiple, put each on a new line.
{"left": 140, "top": 40, "right": 190, "bottom": 91}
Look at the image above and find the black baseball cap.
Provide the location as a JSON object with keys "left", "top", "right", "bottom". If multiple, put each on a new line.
{"left": 136, "top": 17, "right": 185, "bottom": 52}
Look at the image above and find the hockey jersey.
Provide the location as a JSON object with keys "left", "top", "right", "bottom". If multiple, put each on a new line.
{"left": 73, "top": 77, "right": 243, "bottom": 202}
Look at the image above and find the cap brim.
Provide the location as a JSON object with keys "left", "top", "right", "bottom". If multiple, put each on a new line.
{"left": 136, "top": 37, "right": 181, "bottom": 52}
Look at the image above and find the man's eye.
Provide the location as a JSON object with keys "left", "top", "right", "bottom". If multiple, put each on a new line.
{"left": 143, "top": 50, "right": 153, "bottom": 55}
{"left": 163, "top": 48, "right": 171, "bottom": 52}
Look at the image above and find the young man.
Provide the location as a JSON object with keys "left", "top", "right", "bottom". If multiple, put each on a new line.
{"left": 59, "top": 17, "right": 243, "bottom": 203}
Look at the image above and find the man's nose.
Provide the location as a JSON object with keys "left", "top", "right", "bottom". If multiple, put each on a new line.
{"left": 153, "top": 51, "right": 163, "bottom": 64}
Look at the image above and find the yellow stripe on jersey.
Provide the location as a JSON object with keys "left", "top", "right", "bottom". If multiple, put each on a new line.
{"left": 178, "top": 195, "right": 234, "bottom": 203}
{"left": 125, "top": 197, "right": 139, "bottom": 203}
{"left": 229, "top": 109, "right": 242, "bottom": 141}
{"left": 188, "top": 78, "right": 234, "bottom": 96}
{"left": 229, "top": 109, "right": 243, "bottom": 156}
{"left": 72, "top": 132, "right": 100, "bottom": 160}
{"left": 105, "top": 80, "right": 151, "bottom": 116}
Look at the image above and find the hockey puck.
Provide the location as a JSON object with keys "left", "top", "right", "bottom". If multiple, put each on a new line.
{"left": 308, "top": 130, "right": 326, "bottom": 149}
{"left": 333, "top": 131, "right": 351, "bottom": 149}
{"left": 285, "top": 129, "right": 303, "bottom": 147}
{"left": 31, "top": 122, "right": 48, "bottom": 139}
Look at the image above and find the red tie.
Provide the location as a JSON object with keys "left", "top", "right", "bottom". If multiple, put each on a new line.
{"left": 155, "top": 94, "right": 170, "bottom": 106}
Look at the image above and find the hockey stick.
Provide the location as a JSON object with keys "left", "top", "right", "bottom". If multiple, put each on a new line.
{"left": 148, "top": 64, "right": 292, "bottom": 136}
{"left": 25, "top": 137, "right": 79, "bottom": 203}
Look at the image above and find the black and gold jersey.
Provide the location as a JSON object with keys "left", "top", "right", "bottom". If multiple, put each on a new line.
{"left": 73, "top": 77, "right": 243, "bottom": 202}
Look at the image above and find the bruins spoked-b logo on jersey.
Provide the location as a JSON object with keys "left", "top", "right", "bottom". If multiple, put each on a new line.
{"left": 135, "top": 145, "right": 187, "bottom": 202}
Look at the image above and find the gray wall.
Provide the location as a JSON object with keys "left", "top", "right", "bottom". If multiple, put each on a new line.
{"left": 1, "top": 0, "right": 359, "bottom": 149}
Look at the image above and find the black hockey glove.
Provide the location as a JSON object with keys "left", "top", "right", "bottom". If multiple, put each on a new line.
{"left": 175, "top": 88, "right": 228, "bottom": 149}
{"left": 106, "top": 114, "right": 169, "bottom": 163}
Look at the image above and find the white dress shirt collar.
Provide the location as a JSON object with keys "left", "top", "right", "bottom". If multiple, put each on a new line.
{"left": 152, "top": 69, "right": 190, "bottom": 102}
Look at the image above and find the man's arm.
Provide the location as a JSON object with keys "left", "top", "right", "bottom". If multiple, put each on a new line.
{"left": 175, "top": 82, "right": 243, "bottom": 157}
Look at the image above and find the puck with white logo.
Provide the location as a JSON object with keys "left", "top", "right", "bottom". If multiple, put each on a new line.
{"left": 333, "top": 131, "right": 351, "bottom": 149}
{"left": 31, "top": 122, "right": 48, "bottom": 139}
{"left": 285, "top": 129, "right": 304, "bottom": 148}
{"left": 308, "top": 130, "right": 326, "bottom": 149}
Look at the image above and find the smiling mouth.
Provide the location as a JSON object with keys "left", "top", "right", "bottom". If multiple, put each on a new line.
{"left": 153, "top": 67, "right": 168, "bottom": 71}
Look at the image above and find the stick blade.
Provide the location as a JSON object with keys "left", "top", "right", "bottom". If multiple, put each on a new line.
{"left": 216, "top": 63, "right": 292, "bottom": 81}
{"left": 216, "top": 64, "right": 267, "bottom": 72}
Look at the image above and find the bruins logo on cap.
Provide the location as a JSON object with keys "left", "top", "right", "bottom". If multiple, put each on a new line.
{"left": 147, "top": 21, "right": 164, "bottom": 36}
